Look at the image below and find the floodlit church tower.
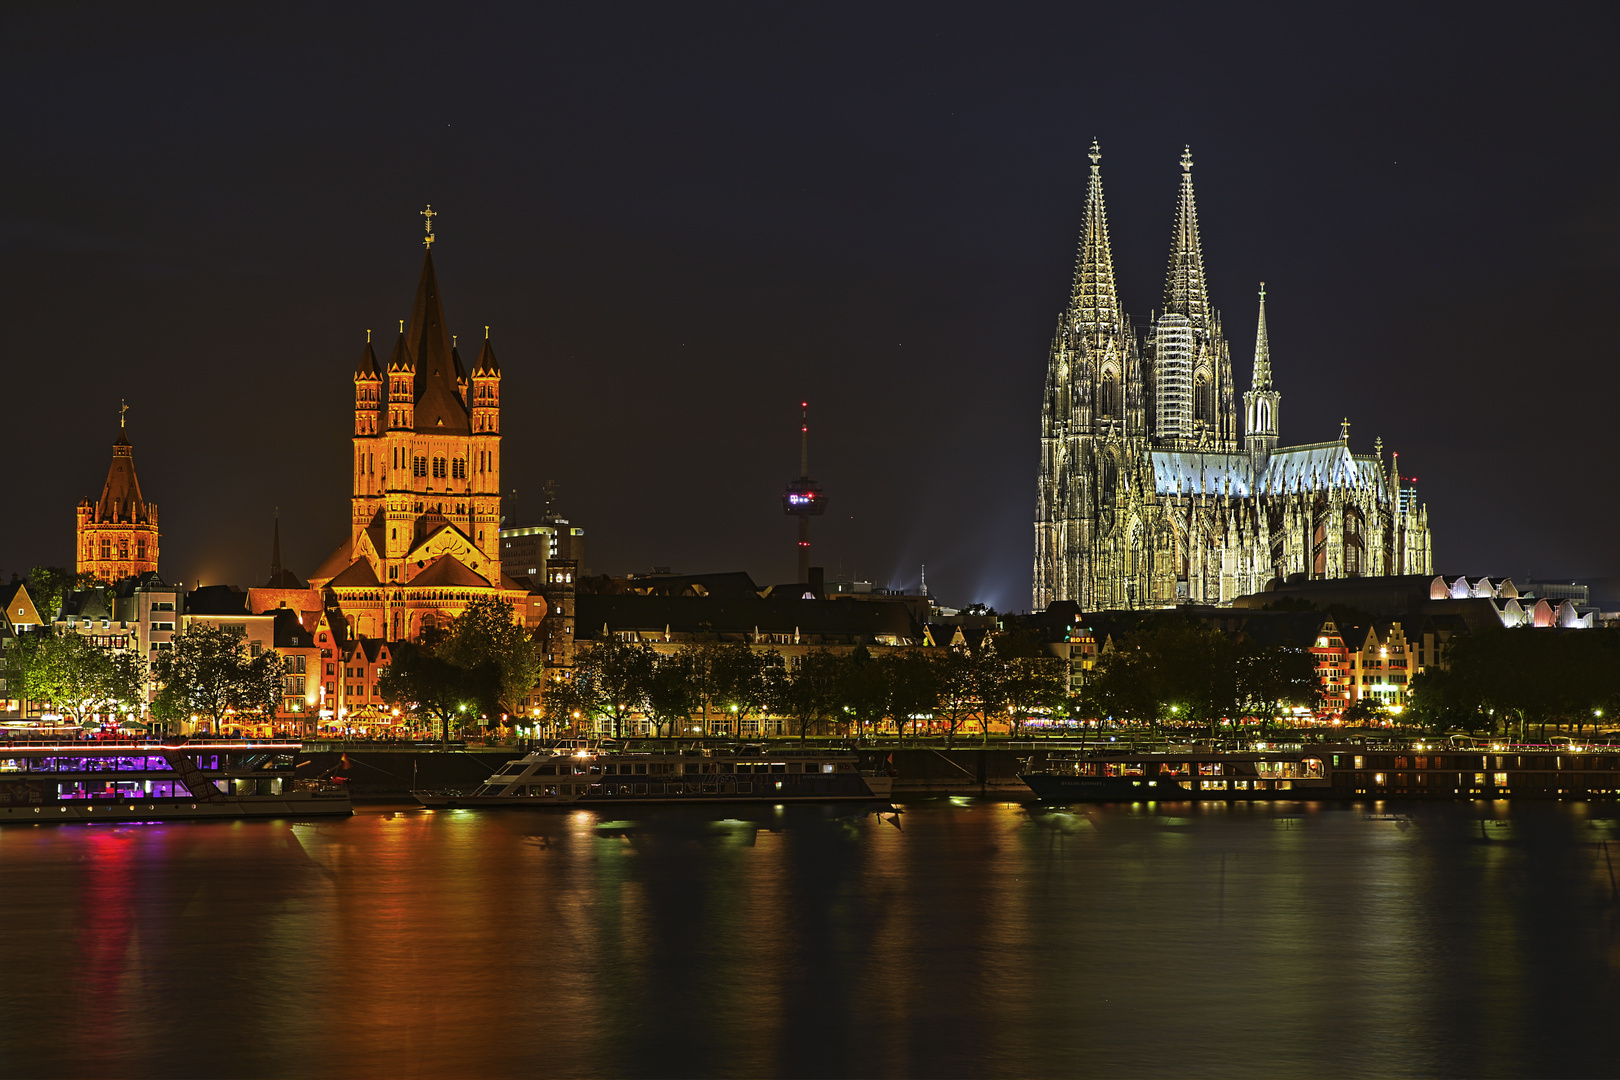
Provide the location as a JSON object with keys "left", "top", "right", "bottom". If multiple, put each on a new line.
{"left": 1034, "top": 140, "right": 1142, "bottom": 611}
{"left": 312, "top": 207, "right": 534, "bottom": 642}
{"left": 77, "top": 403, "right": 160, "bottom": 583}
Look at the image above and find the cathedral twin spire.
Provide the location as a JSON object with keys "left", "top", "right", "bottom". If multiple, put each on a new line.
{"left": 1046, "top": 141, "right": 1274, "bottom": 447}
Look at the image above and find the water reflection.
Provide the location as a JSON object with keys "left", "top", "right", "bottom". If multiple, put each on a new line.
{"left": 1, "top": 800, "right": 1616, "bottom": 1078}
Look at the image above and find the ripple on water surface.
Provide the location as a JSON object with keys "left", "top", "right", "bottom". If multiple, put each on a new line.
{"left": 1, "top": 799, "right": 1617, "bottom": 1079}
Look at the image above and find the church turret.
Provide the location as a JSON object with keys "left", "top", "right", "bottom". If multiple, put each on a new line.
{"left": 1244, "top": 283, "right": 1280, "bottom": 459}
{"left": 386, "top": 319, "right": 413, "bottom": 431}
{"left": 469, "top": 327, "right": 502, "bottom": 565}
{"left": 354, "top": 332, "right": 381, "bottom": 438}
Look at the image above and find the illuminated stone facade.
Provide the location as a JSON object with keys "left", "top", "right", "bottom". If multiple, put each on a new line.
{"left": 309, "top": 239, "right": 542, "bottom": 641}
{"left": 77, "top": 423, "right": 160, "bottom": 583}
{"left": 1033, "top": 145, "right": 1432, "bottom": 611}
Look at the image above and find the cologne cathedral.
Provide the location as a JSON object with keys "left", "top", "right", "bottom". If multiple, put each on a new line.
{"left": 1032, "top": 145, "right": 1432, "bottom": 612}
{"left": 309, "top": 219, "right": 540, "bottom": 642}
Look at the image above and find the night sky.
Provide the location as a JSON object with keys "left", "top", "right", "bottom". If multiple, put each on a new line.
{"left": 4, "top": 2, "right": 1616, "bottom": 611}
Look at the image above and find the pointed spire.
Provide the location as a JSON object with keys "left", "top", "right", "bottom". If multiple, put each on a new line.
{"left": 405, "top": 247, "right": 471, "bottom": 434}
{"left": 1251, "top": 282, "right": 1272, "bottom": 391}
{"left": 386, "top": 319, "right": 410, "bottom": 372}
{"left": 271, "top": 510, "right": 282, "bottom": 578}
{"left": 355, "top": 334, "right": 381, "bottom": 378}
{"left": 1163, "top": 146, "right": 1212, "bottom": 329}
{"left": 1066, "top": 138, "right": 1124, "bottom": 341}
{"left": 472, "top": 328, "right": 500, "bottom": 376}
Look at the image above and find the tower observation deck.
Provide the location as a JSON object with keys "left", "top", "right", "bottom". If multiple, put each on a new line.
{"left": 781, "top": 401, "right": 827, "bottom": 584}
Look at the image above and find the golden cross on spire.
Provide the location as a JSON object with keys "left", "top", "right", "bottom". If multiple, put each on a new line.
{"left": 1181, "top": 145, "right": 1194, "bottom": 173}
{"left": 421, "top": 204, "right": 437, "bottom": 248}
{"left": 119, "top": 398, "right": 129, "bottom": 429}
{"left": 1340, "top": 417, "right": 1352, "bottom": 442}
{"left": 1258, "top": 281, "right": 1266, "bottom": 303}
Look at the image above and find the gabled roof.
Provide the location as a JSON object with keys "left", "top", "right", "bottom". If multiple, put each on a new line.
{"left": 272, "top": 608, "right": 317, "bottom": 648}
{"left": 327, "top": 559, "right": 381, "bottom": 588}
{"left": 409, "top": 554, "right": 491, "bottom": 589}
{"left": 4, "top": 583, "right": 44, "bottom": 628}
{"left": 310, "top": 537, "right": 355, "bottom": 585}
{"left": 59, "top": 589, "right": 112, "bottom": 621}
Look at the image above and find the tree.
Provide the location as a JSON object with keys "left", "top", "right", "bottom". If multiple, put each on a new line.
{"left": 933, "top": 649, "right": 980, "bottom": 746}
{"left": 1234, "top": 643, "right": 1320, "bottom": 727}
{"left": 437, "top": 597, "right": 543, "bottom": 722}
{"left": 785, "top": 651, "right": 841, "bottom": 742}
{"left": 646, "top": 652, "right": 697, "bottom": 737}
{"left": 26, "top": 567, "right": 105, "bottom": 623}
{"left": 378, "top": 646, "right": 495, "bottom": 744}
{"left": 574, "top": 636, "right": 655, "bottom": 738}
{"left": 152, "top": 624, "right": 284, "bottom": 735}
{"left": 837, "top": 646, "right": 888, "bottom": 744}
{"left": 881, "top": 650, "right": 939, "bottom": 740}
{"left": 1002, "top": 656, "right": 1067, "bottom": 739}
{"left": 712, "top": 643, "right": 773, "bottom": 737}
{"left": 5, "top": 630, "right": 144, "bottom": 725}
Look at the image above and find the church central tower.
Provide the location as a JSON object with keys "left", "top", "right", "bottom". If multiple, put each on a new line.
{"left": 312, "top": 208, "right": 535, "bottom": 644}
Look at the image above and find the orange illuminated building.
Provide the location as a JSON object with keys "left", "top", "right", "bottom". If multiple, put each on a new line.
{"left": 77, "top": 408, "right": 159, "bottom": 583}
{"left": 308, "top": 215, "right": 542, "bottom": 642}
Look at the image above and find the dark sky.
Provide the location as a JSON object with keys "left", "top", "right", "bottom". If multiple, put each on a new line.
{"left": 3, "top": 2, "right": 1616, "bottom": 611}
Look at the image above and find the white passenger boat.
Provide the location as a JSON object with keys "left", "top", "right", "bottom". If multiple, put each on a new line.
{"left": 414, "top": 743, "right": 895, "bottom": 807}
{"left": 0, "top": 739, "right": 353, "bottom": 822}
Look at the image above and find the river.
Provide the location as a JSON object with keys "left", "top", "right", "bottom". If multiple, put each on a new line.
{"left": 1, "top": 799, "right": 1616, "bottom": 1078}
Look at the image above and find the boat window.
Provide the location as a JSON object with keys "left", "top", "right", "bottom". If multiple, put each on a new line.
{"left": 634, "top": 764, "right": 648, "bottom": 775}
{"left": 770, "top": 764, "right": 786, "bottom": 774}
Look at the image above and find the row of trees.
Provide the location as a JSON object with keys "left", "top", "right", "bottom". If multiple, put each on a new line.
{"left": 1081, "top": 616, "right": 1322, "bottom": 732}
{"left": 544, "top": 634, "right": 1072, "bottom": 743}
{"left": 1408, "top": 628, "right": 1620, "bottom": 739}
{"left": 4, "top": 623, "right": 286, "bottom": 734}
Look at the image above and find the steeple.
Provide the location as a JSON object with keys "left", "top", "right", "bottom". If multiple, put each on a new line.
{"left": 1162, "top": 146, "right": 1212, "bottom": 329}
{"left": 472, "top": 325, "right": 500, "bottom": 375}
{"left": 1243, "top": 282, "right": 1280, "bottom": 456}
{"left": 1251, "top": 282, "right": 1273, "bottom": 391}
{"left": 354, "top": 335, "right": 381, "bottom": 378}
{"left": 1067, "top": 139, "right": 1125, "bottom": 341}
{"left": 405, "top": 247, "right": 471, "bottom": 434}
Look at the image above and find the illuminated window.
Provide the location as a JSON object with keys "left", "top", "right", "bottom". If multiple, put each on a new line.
{"left": 1493, "top": 772, "right": 1509, "bottom": 786}
{"left": 413, "top": 456, "right": 428, "bottom": 477}
{"left": 432, "top": 457, "right": 447, "bottom": 479}
{"left": 451, "top": 458, "right": 467, "bottom": 479}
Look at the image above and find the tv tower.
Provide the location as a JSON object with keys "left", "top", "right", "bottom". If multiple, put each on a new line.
{"left": 781, "top": 401, "right": 827, "bottom": 584}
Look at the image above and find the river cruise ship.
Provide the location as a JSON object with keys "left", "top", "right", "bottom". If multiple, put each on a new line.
{"left": 0, "top": 739, "right": 352, "bottom": 822}
{"left": 1020, "top": 740, "right": 1620, "bottom": 802}
{"left": 415, "top": 744, "right": 894, "bottom": 807}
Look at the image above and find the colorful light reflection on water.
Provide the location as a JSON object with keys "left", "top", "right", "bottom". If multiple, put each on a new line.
{"left": 2, "top": 800, "right": 1618, "bottom": 1078}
